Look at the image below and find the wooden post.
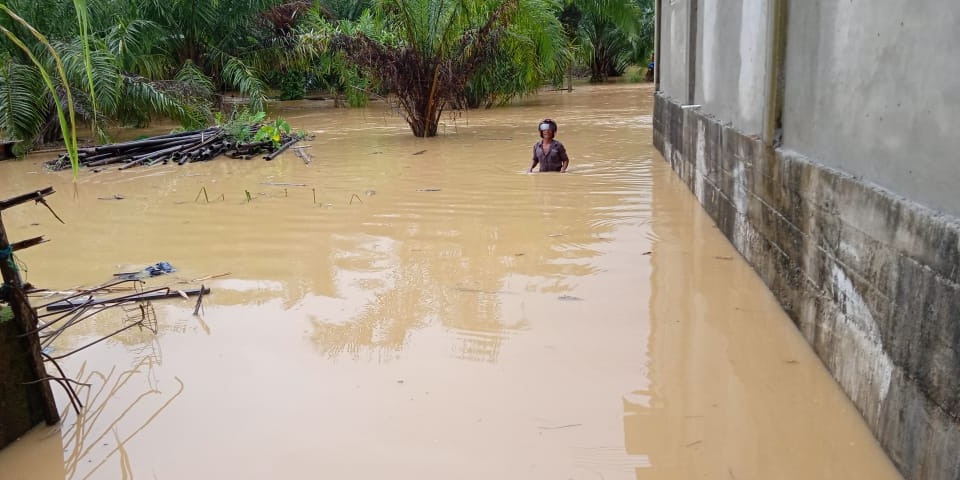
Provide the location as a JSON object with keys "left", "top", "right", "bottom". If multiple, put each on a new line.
{"left": 0, "top": 189, "right": 60, "bottom": 447}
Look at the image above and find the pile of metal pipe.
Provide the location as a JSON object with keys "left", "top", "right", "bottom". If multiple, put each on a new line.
{"left": 46, "top": 126, "right": 305, "bottom": 171}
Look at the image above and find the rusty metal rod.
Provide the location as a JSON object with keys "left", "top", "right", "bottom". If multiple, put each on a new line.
{"left": 35, "top": 279, "right": 144, "bottom": 313}
{"left": 42, "top": 352, "right": 87, "bottom": 411}
{"left": 46, "top": 320, "right": 149, "bottom": 361}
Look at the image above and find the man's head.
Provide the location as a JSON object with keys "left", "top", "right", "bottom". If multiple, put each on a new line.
{"left": 539, "top": 118, "right": 558, "bottom": 138}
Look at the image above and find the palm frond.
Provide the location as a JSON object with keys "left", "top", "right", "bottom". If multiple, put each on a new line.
{"left": 173, "top": 59, "right": 215, "bottom": 94}
{"left": 72, "top": 0, "right": 98, "bottom": 133}
{"left": 216, "top": 52, "right": 268, "bottom": 112}
{"left": 105, "top": 19, "right": 172, "bottom": 78}
{"left": 0, "top": 5, "right": 80, "bottom": 175}
{"left": 55, "top": 39, "right": 121, "bottom": 116}
{"left": 120, "top": 74, "right": 210, "bottom": 129}
{"left": 0, "top": 60, "right": 45, "bottom": 142}
{"left": 569, "top": 0, "right": 640, "bottom": 35}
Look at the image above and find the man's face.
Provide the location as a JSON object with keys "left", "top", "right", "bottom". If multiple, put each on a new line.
{"left": 540, "top": 125, "right": 554, "bottom": 139}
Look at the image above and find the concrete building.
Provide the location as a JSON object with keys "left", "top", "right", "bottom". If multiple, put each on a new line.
{"left": 652, "top": 2, "right": 960, "bottom": 479}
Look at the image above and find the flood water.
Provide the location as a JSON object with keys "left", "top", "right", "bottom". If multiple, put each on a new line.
{"left": 0, "top": 84, "right": 901, "bottom": 479}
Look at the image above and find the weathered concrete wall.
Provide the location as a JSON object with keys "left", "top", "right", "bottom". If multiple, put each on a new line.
{"left": 654, "top": 94, "right": 960, "bottom": 480}
{"left": 694, "top": 0, "right": 770, "bottom": 134}
{"left": 657, "top": 0, "right": 689, "bottom": 102}
{"left": 653, "top": 2, "right": 960, "bottom": 479}
{"left": 782, "top": 1, "right": 960, "bottom": 219}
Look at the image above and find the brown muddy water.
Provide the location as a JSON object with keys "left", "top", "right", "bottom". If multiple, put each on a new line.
{"left": 0, "top": 84, "right": 901, "bottom": 480}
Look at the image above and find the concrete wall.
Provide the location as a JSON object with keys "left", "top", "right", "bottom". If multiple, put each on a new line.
{"left": 658, "top": 0, "right": 689, "bottom": 102}
{"left": 782, "top": 1, "right": 960, "bottom": 219}
{"left": 694, "top": 0, "right": 771, "bottom": 134}
{"left": 653, "top": 2, "right": 960, "bottom": 479}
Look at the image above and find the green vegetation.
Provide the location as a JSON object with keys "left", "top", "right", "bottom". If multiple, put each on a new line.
{"left": 0, "top": 1, "right": 83, "bottom": 173}
{"left": 625, "top": 65, "right": 644, "bottom": 83}
{"left": 0, "top": 0, "right": 655, "bottom": 149}
{"left": 561, "top": 0, "right": 655, "bottom": 83}
{"left": 332, "top": 0, "right": 548, "bottom": 136}
{"left": 215, "top": 107, "right": 293, "bottom": 148}
{"left": 253, "top": 117, "right": 291, "bottom": 147}
{"left": 216, "top": 108, "right": 267, "bottom": 143}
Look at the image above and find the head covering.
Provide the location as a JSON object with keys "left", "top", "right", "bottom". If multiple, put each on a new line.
{"left": 538, "top": 118, "right": 557, "bottom": 138}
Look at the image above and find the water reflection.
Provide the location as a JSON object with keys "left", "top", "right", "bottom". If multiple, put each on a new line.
{"left": 626, "top": 159, "right": 902, "bottom": 479}
{"left": 0, "top": 340, "right": 183, "bottom": 480}
{"left": 282, "top": 118, "right": 649, "bottom": 362}
{"left": 1, "top": 87, "right": 650, "bottom": 368}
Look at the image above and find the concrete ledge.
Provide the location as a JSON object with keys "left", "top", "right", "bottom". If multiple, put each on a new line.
{"left": 654, "top": 92, "right": 960, "bottom": 480}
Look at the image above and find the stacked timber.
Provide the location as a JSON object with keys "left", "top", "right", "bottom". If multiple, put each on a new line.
{"left": 45, "top": 127, "right": 305, "bottom": 171}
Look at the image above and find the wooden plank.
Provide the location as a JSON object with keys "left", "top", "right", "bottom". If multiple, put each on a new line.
{"left": 0, "top": 214, "right": 59, "bottom": 425}
{"left": 0, "top": 187, "right": 55, "bottom": 211}
{"left": 11, "top": 236, "right": 47, "bottom": 252}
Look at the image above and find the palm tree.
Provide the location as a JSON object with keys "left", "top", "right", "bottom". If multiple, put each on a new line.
{"left": 0, "top": 0, "right": 216, "bottom": 155}
{"left": 560, "top": 0, "right": 651, "bottom": 85}
{"left": 579, "top": 0, "right": 654, "bottom": 82}
{"left": 0, "top": 0, "right": 319, "bottom": 157}
{"left": 319, "top": 0, "right": 377, "bottom": 20}
{"left": 334, "top": 0, "right": 563, "bottom": 136}
{"left": 0, "top": 1, "right": 80, "bottom": 169}
{"left": 462, "top": 0, "right": 567, "bottom": 109}
{"left": 295, "top": 4, "right": 378, "bottom": 107}
{"left": 90, "top": 0, "right": 280, "bottom": 111}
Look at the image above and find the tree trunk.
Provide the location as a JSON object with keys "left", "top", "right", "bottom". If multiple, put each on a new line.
{"left": 590, "top": 43, "right": 609, "bottom": 83}
{"left": 406, "top": 78, "right": 443, "bottom": 137}
{"left": 407, "top": 113, "right": 440, "bottom": 137}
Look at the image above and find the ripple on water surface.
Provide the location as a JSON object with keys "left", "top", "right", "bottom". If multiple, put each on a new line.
{"left": 0, "top": 84, "right": 901, "bottom": 480}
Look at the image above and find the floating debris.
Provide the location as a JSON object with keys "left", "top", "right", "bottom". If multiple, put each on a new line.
{"left": 113, "top": 262, "right": 177, "bottom": 280}
{"left": 45, "top": 285, "right": 210, "bottom": 311}
{"left": 293, "top": 146, "right": 313, "bottom": 164}
{"left": 262, "top": 182, "right": 308, "bottom": 187}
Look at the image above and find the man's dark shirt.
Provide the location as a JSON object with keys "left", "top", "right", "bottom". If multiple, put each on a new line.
{"left": 532, "top": 140, "right": 569, "bottom": 172}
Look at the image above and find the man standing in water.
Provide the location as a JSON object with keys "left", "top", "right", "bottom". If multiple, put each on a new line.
{"left": 529, "top": 118, "right": 569, "bottom": 173}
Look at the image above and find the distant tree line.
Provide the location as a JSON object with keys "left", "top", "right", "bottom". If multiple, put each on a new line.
{"left": 0, "top": 0, "right": 654, "bottom": 147}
